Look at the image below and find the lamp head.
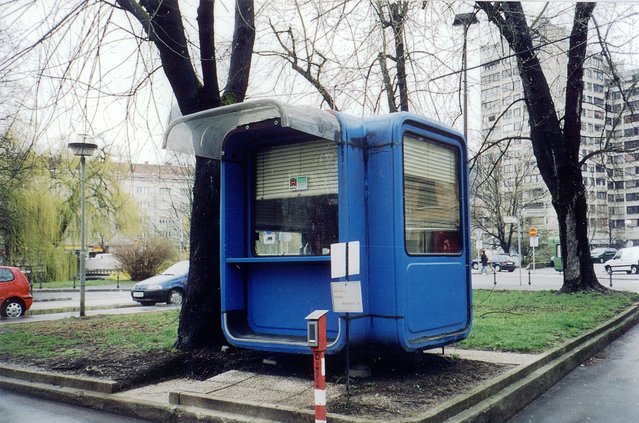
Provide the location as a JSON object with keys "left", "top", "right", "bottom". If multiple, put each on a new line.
{"left": 68, "top": 142, "right": 98, "bottom": 157}
{"left": 453, "top": 12, "right": 479, "bottom": 27}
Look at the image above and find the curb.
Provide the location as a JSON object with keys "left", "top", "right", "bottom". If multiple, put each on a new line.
{"left": 0, "top": 377, "right": 263, "bottom": 423}
{"left": 0, "top": 363, "right": 117, "bottom": 393}
{"left": 26, "top": 303, "right": 141, "bottom": 316}
{"left": 0, "top": 304, "right": 637, "bottom": 422}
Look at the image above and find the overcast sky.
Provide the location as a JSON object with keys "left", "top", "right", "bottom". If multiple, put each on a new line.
{"left": 1, "top": 1, "right": 638, "bottom": 165}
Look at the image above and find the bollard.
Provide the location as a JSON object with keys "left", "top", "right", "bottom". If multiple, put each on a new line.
{"left": 493, "top": 269, "right": 497, "bottom": 286}
{"left": 117, "top": 273, "right": 120, "bottom": 289}
{"left": 73, "top": 276, "right": 76, "bottom": 289}
{"left": 305, "top": 310, "right": 328, "bottom": 423}
{"left": 609, "top": 272, "right": 613, "bottom": 288}
{"left": 528, "top": 270, "right": 531, "bottom": 286}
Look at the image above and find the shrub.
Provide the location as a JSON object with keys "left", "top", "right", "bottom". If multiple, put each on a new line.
{"left": 113, "top": 238, "right": 177, "bottom": 280}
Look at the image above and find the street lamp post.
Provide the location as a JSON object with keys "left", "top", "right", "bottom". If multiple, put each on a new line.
{"left": 504, "top": 215, "right": 522, "bottom": 285}
{"left": 453, "top": 12, "right": 479, "bottom": 141}
{"left": 68, "top": 139, "right": 98, "bottom": 317}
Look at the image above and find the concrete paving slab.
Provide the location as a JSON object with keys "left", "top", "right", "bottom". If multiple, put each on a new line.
{"left": 436, "top": 347, "right": 539, "bottom": 365}
{"left": 208, "top": 369, "right": 256, "bottom": 384}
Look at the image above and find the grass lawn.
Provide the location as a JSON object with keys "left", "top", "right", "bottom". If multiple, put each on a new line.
{"left": 460, "top": 289, "right": 638, "bottom": 352}
{"left": 0, "top": 311, "right": 179, "bottom": 358}
{"left": 0, "top": 290, "right": 636, "bottom": 359}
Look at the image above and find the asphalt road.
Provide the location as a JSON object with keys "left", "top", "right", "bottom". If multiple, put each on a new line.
{"left": 0, "top": 388, "right": 150, "bottom": 422}
{"left": 508, "top": 321, "right": 639, "bottom": 422}
{"left": 472, "top": 263, "right": 639, "bottom": 292}
{"left": 0, "top": 285, "right": 180, "bottom": 324}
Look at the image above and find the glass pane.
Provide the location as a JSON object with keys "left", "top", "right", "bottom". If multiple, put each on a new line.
{"left": 404, "top": 135, "right": 461, "bottom": 254}
{"left": 0, "top": 268, "right": 14, "bottom": 282}
{"left": 254, "top": 140, "right": 338, "bottom": 256}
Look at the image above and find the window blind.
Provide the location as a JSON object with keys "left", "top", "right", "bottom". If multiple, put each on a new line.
{"left": 255, "top": 139, "right": 338, "bottom": 200}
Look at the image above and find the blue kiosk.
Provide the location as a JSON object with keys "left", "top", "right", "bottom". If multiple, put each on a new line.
{"left": 165, "top": 99, "right": 472, "bottom": 354}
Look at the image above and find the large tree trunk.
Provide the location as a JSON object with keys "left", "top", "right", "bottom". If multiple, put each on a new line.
{"left": 478, "top": 2, "right": 607, "bottom": 292}
{"left": 555, "top": 178, "right": 603, "bottom": 292}
{"left": 117, "top": 0, "right": 255, "bottom": 350}
{"left": 176, "top": 158, "right": 225, "bottom": 348}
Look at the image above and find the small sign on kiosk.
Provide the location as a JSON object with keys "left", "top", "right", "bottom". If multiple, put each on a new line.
{"left": 330, "top": 281, "right": 363, "bottom": 313}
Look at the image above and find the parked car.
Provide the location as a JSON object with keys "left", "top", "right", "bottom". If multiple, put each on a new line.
{"left": 0, "top": 266, "right": 33, "bottom": 318}
{"left": 590, "top": 247, "right": 617, "bottom": 263}
{"left": 491, "top": 254, "right": 518, "bottom": 272}
{"left": 604, "top": 246, "right": 639, "bottom": 274}
{"left": 130, "top": 261, "right": 189, "bottom": 306}
{"left": 471, "top": 254, "right": 517, "bottom": 272}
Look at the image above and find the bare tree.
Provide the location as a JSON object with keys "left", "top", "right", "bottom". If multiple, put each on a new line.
{"left": 472, "top": 151, "right": 537, "bottom": 254}
{"left": 476, "top": 2, "right": 606, "bottom": 292}
{"left": 261, "top": 1, "right": 458, "bottom": 116}
{"left": 108, "top": 0, "right": 255, "bottom": 349}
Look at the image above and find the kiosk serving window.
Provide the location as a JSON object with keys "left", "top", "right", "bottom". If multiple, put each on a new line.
{"left": 403, "top": 135, "right": 461, "bottom": 254}
{"left": 254, "top": 139, "right": 338, "bottom": 256}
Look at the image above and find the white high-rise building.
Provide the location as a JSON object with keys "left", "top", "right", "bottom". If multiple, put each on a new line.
{"left": 607, "top": 69, "right": 639, "bottom": 245}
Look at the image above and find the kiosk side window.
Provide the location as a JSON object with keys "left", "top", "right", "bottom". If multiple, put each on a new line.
{"left": 253, "top": 139, "right": 338, "bottom": 256}
{"left": 403, "top": 135, "right": 461, "bottom": 254}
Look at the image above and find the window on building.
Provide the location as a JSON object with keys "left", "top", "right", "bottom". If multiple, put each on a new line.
{"left": 160, "top": 187, "right": 170, "bottom": 195}
{"left": 484, "top": 61, "right": 498, "bottom": 71}
{"left": 403, "top": 135, "right": 460, "bottom": 255}
{"left": 135, "top": 186, "right": 152, "bottom": 195}
{"left": 625, "top": 114, "right": 639, "bottom": 124}
{"left": 253, "top": 139, "right": 338, "bottom": 256}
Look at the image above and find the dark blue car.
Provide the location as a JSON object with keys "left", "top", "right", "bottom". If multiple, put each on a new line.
{"left": 130, "top": 261, "right": 189, "bottom": 306}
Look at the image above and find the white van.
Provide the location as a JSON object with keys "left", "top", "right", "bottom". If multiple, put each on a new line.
{"left": 604, "top": 246, "right": 639, "bottom": 274}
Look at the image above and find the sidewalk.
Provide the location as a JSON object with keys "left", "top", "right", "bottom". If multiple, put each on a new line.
{"left": 509, "top": 322, "right": 639, "bottom": 422}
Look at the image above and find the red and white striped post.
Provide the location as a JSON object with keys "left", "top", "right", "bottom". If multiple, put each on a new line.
{"left": 306, "top": 310, "right": 328, "bottom": 423}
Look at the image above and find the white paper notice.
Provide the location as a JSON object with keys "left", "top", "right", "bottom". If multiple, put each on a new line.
{"left": 331, "top": 281, "right": 363, "bottom": 313}
{"left": 348, "top": 241, "right": 360, "bottom": 276}
{"left": 330, "top": 242, "right": 347, "bottom": 279}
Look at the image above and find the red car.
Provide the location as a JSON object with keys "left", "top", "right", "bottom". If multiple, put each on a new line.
{"left": 0, "top": 266, "right": 33, "bottom": 318}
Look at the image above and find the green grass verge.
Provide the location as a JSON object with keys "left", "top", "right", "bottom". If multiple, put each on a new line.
{"left": 0, "top": 311, "right": 179, "bottom": 358}
{"left": 460, "top": 289, "right": 638, "bottom": 352}
{"left": 0, "top": 290, "right": 636, "bottom": 359}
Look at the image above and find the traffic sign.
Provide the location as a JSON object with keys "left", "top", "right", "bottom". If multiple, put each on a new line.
{"left": 529, "top": 227, "right": 537, "bottom": 237}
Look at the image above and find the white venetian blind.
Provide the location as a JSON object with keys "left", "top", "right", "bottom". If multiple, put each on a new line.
{"left": 404, "top": 136, "right": 456, "bottom": 183}
{"left": 404, "top": 136, "right": 459, "bottom": 230}
{"left": 255, "top": 139, "right": 338, "bottom": 200}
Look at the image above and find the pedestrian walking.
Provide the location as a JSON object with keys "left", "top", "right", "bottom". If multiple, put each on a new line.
{"left": 480, "top": 249, "right": 489, "bottom": 274}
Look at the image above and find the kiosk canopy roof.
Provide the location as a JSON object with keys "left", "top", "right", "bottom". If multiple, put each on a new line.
{"left": 163, "top": 99, "right": 341, "bottom": 159}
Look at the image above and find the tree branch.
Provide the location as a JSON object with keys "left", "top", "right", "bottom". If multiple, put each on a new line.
{"left": 223, "top": 0, "right": 255, "bottom": 104}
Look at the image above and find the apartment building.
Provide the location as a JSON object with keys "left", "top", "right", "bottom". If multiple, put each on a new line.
{"left": 116, "top": 162, "right": 193, "bottom": 253}
{"left": 607, "top": 70, "right": 639, "bottom": 245}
